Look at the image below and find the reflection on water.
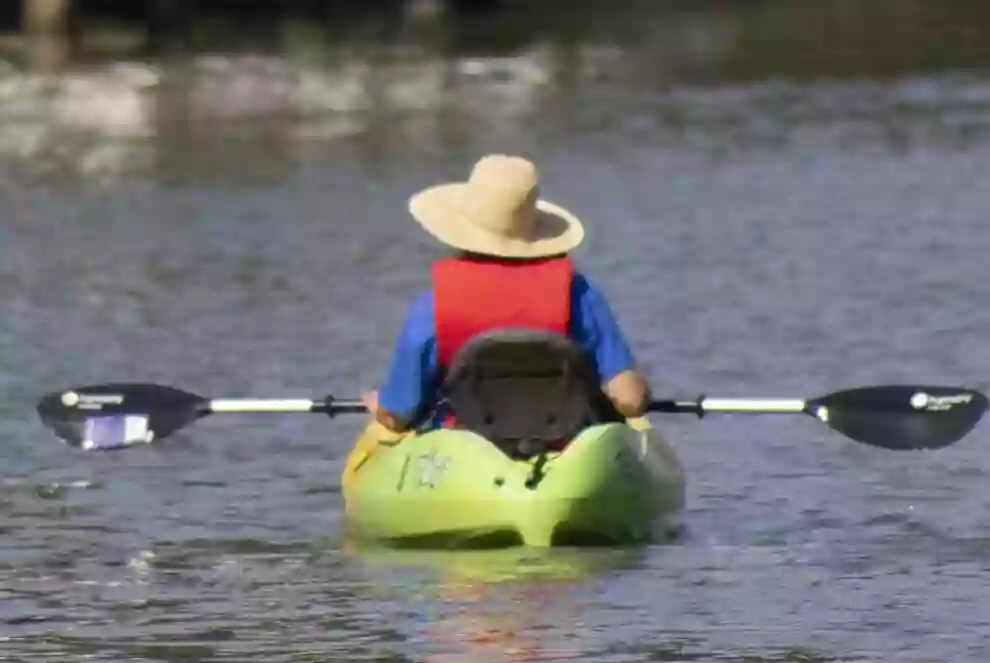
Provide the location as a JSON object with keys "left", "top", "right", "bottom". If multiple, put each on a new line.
{"left": 5, "top": 49, "right": 990, "bottom": 187}
{"left": 2, "top": 0, "right": 990, "bottom": 185}
{"left": 350, "top": 547, "right": 639, "bottom": 662}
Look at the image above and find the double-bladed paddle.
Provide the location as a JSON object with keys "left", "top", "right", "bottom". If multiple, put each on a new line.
{"left": 35, "top": 383, "right": 987, "bottom": 452}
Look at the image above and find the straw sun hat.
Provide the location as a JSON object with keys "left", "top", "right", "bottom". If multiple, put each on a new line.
{"left": 408, "top": 154, "right": 585, "bottom": 259}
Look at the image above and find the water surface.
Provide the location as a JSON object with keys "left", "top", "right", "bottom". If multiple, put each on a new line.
{"left": 2, "top": 1, "right": 990, "bottom": 661}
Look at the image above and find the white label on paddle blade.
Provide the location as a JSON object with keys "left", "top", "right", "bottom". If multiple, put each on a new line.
{"left": 124, "top": 415, "right": 150, "bottom": 442}
{"left": 82, "top": 415, "right": 151, "bottom": 450}
{"left": 911, "top": 392, "right": 973, "bottom": 411}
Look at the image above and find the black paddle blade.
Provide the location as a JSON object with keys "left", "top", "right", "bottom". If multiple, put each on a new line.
{"left": 806, "top": 385, "right": 988, "bottom": 450}
{"left": 36, "top": 383, "right": 210, "bottom": 450}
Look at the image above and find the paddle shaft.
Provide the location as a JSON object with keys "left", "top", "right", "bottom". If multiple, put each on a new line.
{"left": 206, "top": 397, "right": 807, "bottom": 417}
{"left": 35, "top": 382, "right": 987, "bottom": 451}
{"left": 207, "top": 398, "right": 366, "bottom": 415}
{"left": 649, "top": 397, "right": 808, "bottom": 416}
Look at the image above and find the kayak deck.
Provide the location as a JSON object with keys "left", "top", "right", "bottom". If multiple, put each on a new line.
{"left": 342, "top": 419, "right": 685, "bottom": 548}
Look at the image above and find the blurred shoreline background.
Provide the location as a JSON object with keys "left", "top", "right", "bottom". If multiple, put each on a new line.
{"left": 2, "top": 0, "right": 990, "bottom": 186}
{"left": 5, "top": 0, "right": 990, "bottom": 73}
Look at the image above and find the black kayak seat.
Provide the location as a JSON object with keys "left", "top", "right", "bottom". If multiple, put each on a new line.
{"left": 440, "top": 329, "right": 620, "bottom": 459}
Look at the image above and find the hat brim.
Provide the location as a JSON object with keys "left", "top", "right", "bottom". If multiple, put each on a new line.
{"left": 408, "top": 182, "right": 585, "bottom": 259}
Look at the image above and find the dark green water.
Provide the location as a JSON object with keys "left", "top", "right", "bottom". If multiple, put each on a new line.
{"left": 2, "top": 1, "right": 990, "bottom": 661}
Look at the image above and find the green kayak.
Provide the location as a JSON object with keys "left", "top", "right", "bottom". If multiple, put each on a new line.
{"left": 342, "top": 417, "right": 685, "bottom": 548}
{"left": 342, "top": 330, "right": 686, "bottom": 549}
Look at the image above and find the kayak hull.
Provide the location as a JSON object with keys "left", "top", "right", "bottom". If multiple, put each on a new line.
{"left": 342, "top": 420, "right": 685, "bottom": 548}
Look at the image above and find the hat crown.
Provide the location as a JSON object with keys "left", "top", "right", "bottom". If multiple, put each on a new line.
{"left": 406, "top": 152, "right": 584, "bottom": 259}
{"left": 462, "top": 155, "right": 538, "bottom": 239}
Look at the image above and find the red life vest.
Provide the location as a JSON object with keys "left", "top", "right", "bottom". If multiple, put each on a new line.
{"left": 432, "top": 256, "right": 573, "bottom": 369}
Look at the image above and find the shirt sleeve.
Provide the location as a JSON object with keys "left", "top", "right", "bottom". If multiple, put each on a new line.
{"left": 378, "top": 291, "right": 439, "bottom": 422}
{"left": 571, "top": 274, "right": 636, "bottom": 382}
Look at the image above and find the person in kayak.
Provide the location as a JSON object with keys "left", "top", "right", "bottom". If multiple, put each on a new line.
{"left": 362, "top": 154, "right": 650, "bottom": 435}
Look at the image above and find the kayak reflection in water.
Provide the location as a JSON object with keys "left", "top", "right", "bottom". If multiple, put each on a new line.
{"left": 346, "top": 545, "right": 597, "bottom": 662}
{"left": 360, "top": 154, "right": 651, "bottom": 439}
{"left": 419, "top": 584, "right": 586, "bottom": 663}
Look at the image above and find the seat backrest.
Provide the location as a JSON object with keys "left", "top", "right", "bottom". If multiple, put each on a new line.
{"left": 441, "top": 329, "right": 617, "bottom": 459}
